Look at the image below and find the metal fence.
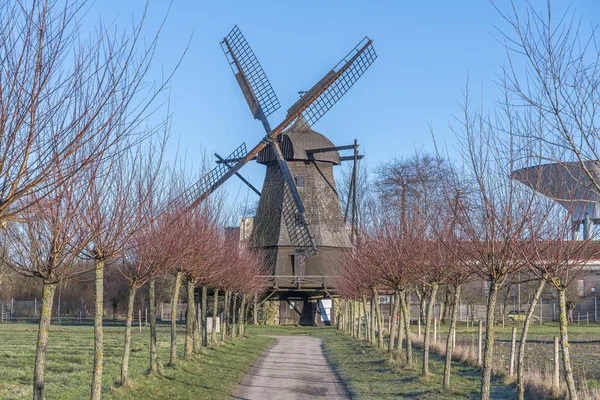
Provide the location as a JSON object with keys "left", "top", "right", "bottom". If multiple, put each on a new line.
{"left": 375, "top": 296, "right": 600, "bottom": 325}
{"left": 0, "top": 299, "right": 220, "bottom": 329}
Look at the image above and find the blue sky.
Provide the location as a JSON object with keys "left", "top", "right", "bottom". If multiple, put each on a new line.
{"left": 84, "top": 0, "right": 599, "bottom": 211}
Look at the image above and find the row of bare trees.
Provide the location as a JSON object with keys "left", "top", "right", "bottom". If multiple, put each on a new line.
{"left": 0, "top": 1, "right": 267, "bottom": 399}
{"left": 335, "top": 149, "right": 595, "bottom": 399}
{"left": 2, "top": 123, "right": 267, "bottom": 400}
{"left": 335, "top": 2, "right": 600, "bottom": 399}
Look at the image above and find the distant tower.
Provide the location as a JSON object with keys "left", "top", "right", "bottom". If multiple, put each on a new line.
{"left": 252, "top": 119, "right": 351, "bottom": 279}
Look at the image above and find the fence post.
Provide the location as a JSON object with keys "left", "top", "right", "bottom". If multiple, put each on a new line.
{"left": 418, "top": 317, "right": 421, "bottom": 339}
{"left": 10, "top": 298, "right": 13, "bottom": 321}
{"left": 145, "top": 308, "right": 148, "bottom": 326}
{"left": 139, "top": 309, "right": 142, "bottom": 333}
{"left": 578, "top": 312, "right": 580, "bottom": 326}
{"left": 587, "top": 312, "right": 589, "bottom": 325}
{"left": 34, "top": 298, "right": 37, "bottom": 316}
{"left": 595, "top": 297, "right": 597, "bottom": 323}
{"left": 509, "top": 326, "right": 517, "bottom": 378}
{"left": 160, "top": 303, "right": 164, "bottom": 321}
{"left": 452, "top": 329, "right": 456, "bottom": 349}
{"left": 433, "top": 317, "right": 437, "bottom": 344}
{"left": 553, "top": 303, "right": 556, "bottom": 321}
{"left": 553, "top": 336, "right": 560, "bottom": 394}
{"left": 540, "top": 298, "right": 543, "bottom": 325}
{"left": 478, "top": 320, "right": 483, "bottom": 366}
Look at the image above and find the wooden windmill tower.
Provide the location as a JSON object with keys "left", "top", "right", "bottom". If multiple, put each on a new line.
{"left": 179, "top": 25, "right": 375, "bottom": 325}
{"left": 216, "top": 26, "right": 375, "bottom": 324}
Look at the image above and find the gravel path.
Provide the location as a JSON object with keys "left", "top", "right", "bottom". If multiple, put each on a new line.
{"left": 231, "top": 335, "right": 349, "bottom": 400}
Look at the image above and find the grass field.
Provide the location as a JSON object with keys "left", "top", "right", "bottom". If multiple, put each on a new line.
{"left": 2, "top": 322, "right": 598, "bottom": 399}
{"left": 0, "top": 323, "right": 272, "bottom": 399}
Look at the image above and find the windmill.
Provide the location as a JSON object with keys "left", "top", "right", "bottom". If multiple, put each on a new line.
{"left": 179, "top": 25, "right": 375, "bottom": 324}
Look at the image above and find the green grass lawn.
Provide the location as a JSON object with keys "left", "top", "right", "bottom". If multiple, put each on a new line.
{"left": 247, "top": 325, "right": 516, "bottom": 399}
{"left": 2, "top": 322, "right": 597, "bottom": 399}
{"left": 0, "top": 323, "right": 272, "bottom": 399}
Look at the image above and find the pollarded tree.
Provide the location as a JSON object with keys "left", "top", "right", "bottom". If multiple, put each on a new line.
{"left": 181, "top": 207, "right": 224, "bottom": 358}
{"left": 0, "top": 0, "right": 168, "bottom": 228}
{"left": 234, "top": 246, "right": 267, "bottom": 336}
{"left": 1, "top": 170, "right": 95, "bottom": 400}
{"left": 521, "top": 204, "right": 598, "bottom": 400}
{"left": 81, "top": 139, "right": 157, "bottom": 397}
{"left": 115, "top": 140, "right": 177, "bottom": 385}
{"left": 451, "top": 91, "right": 539, "bottom": 400}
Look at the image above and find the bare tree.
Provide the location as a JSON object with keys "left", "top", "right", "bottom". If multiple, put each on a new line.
{"left": 1, "top": 170, "right": 94, "bottom": 399}
{"left": 450, "top": 89, "right": 540, "bottom": 400}
{"left": 495, "top": 1, "right": 600, "bottom": 196}
{"left": 81, "top": 138, "right": 160, "bottom": 398}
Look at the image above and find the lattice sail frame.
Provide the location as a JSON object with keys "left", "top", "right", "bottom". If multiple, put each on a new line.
{"left": 177, "top": 143, "right": 247, "bottom": 209}
{"left": 221, "top": 25, "right": 280, "bottom": 119}
{"left": 286, "top": 37, "right": 377, "bottom": 131}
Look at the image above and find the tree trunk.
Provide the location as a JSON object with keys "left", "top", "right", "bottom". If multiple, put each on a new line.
{"left": 243, "top": 294, "right": 250, "bottom": 334}
{"left": 91, "top": 259, "right": 104, "bottom": 400}
{"left": 239, "top": 294, "right": 247, "bottom": 336}
{"left": 222, "top": 290, "right": 230, "bottom": 341}
{"left": 443, "top": 284, "right": 461, "bottom": 389}
{"left": 398, "top": 292, "right": 404, "bottom": 354}
{"left": 33, "top": 281, "right": 57, "bottom": 400}
{"left": 422, "top": 282, "right": 439, "bottom": 377}
{"left": 201, "top": 286, "right": 208, "bottom": 347}
{"left": 169, "top": 271, "right": 182, "bottom": 366}
{"left": 120, "top": 285, "right": 136, "bottom": 386}
{"left": 480, "top": 280, "right": 500, "bottom": 400}
{"left": 443, "top": 287, "right": 451, "bottom": 324}
{"left": 372, "top": 287, "right": 384, "bottom": 348}
{"left": 231, "top": 293, "right": 238, "bottom": 338}
{"left": 112, "top": 303, "right": 118, "bottom": 323}
{"left": 184, "top": 275, "right": 195, "bottom": 360}
{"left": 193, "top": 290, "right": 201, "bottom": 353}
{"left": 212, "top": 289, "right": 219, "bottom": 343}
{"left": 399, "top": 289, "right": 412, "bottom": 364}
{"left": 348, "top": 300, "right": 352, "bottom": 334}
{"left": 389, "top": 289, "right": 400, "bottom": 358}
{"left": 361, "top": 295, "right": 370, "bottom": 343}
{"left": 370, "top": 295, "right": 376, "bottom": 345}
{"left": 149, "top": 280, "right": 158, "bottom": 374}
{"left": 517, "top": 278, "right": 545, "bottom": 400}
{"left": 418, "top": 288, "right": 427, "bottom": 326}
{"left": 559, "top": 288, "right": 578, "bottom": 400}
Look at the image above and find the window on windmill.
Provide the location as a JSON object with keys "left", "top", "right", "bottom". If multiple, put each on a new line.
{"left": 295, "top": 176, "right": 304, "bottom": 187}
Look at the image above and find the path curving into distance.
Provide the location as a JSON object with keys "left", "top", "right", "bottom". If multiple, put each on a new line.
{"left": 231, "top": 335, "right": 349, "bottom": 400}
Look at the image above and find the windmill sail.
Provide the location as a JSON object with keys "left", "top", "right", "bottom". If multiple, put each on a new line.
{"left": 221, "top": 26, "right": 317, "bottom": 255}
{"left": 180, "top": 30, "right": 377, "bottom": 250}
{"left": 177, "top": 143, "right": 247, "bottom": 210}
{"left": 286, "top": 37, "right": 377, "bottom": 130}
{"left": 221, "top": 25, "right": 280, "bottom": 120}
